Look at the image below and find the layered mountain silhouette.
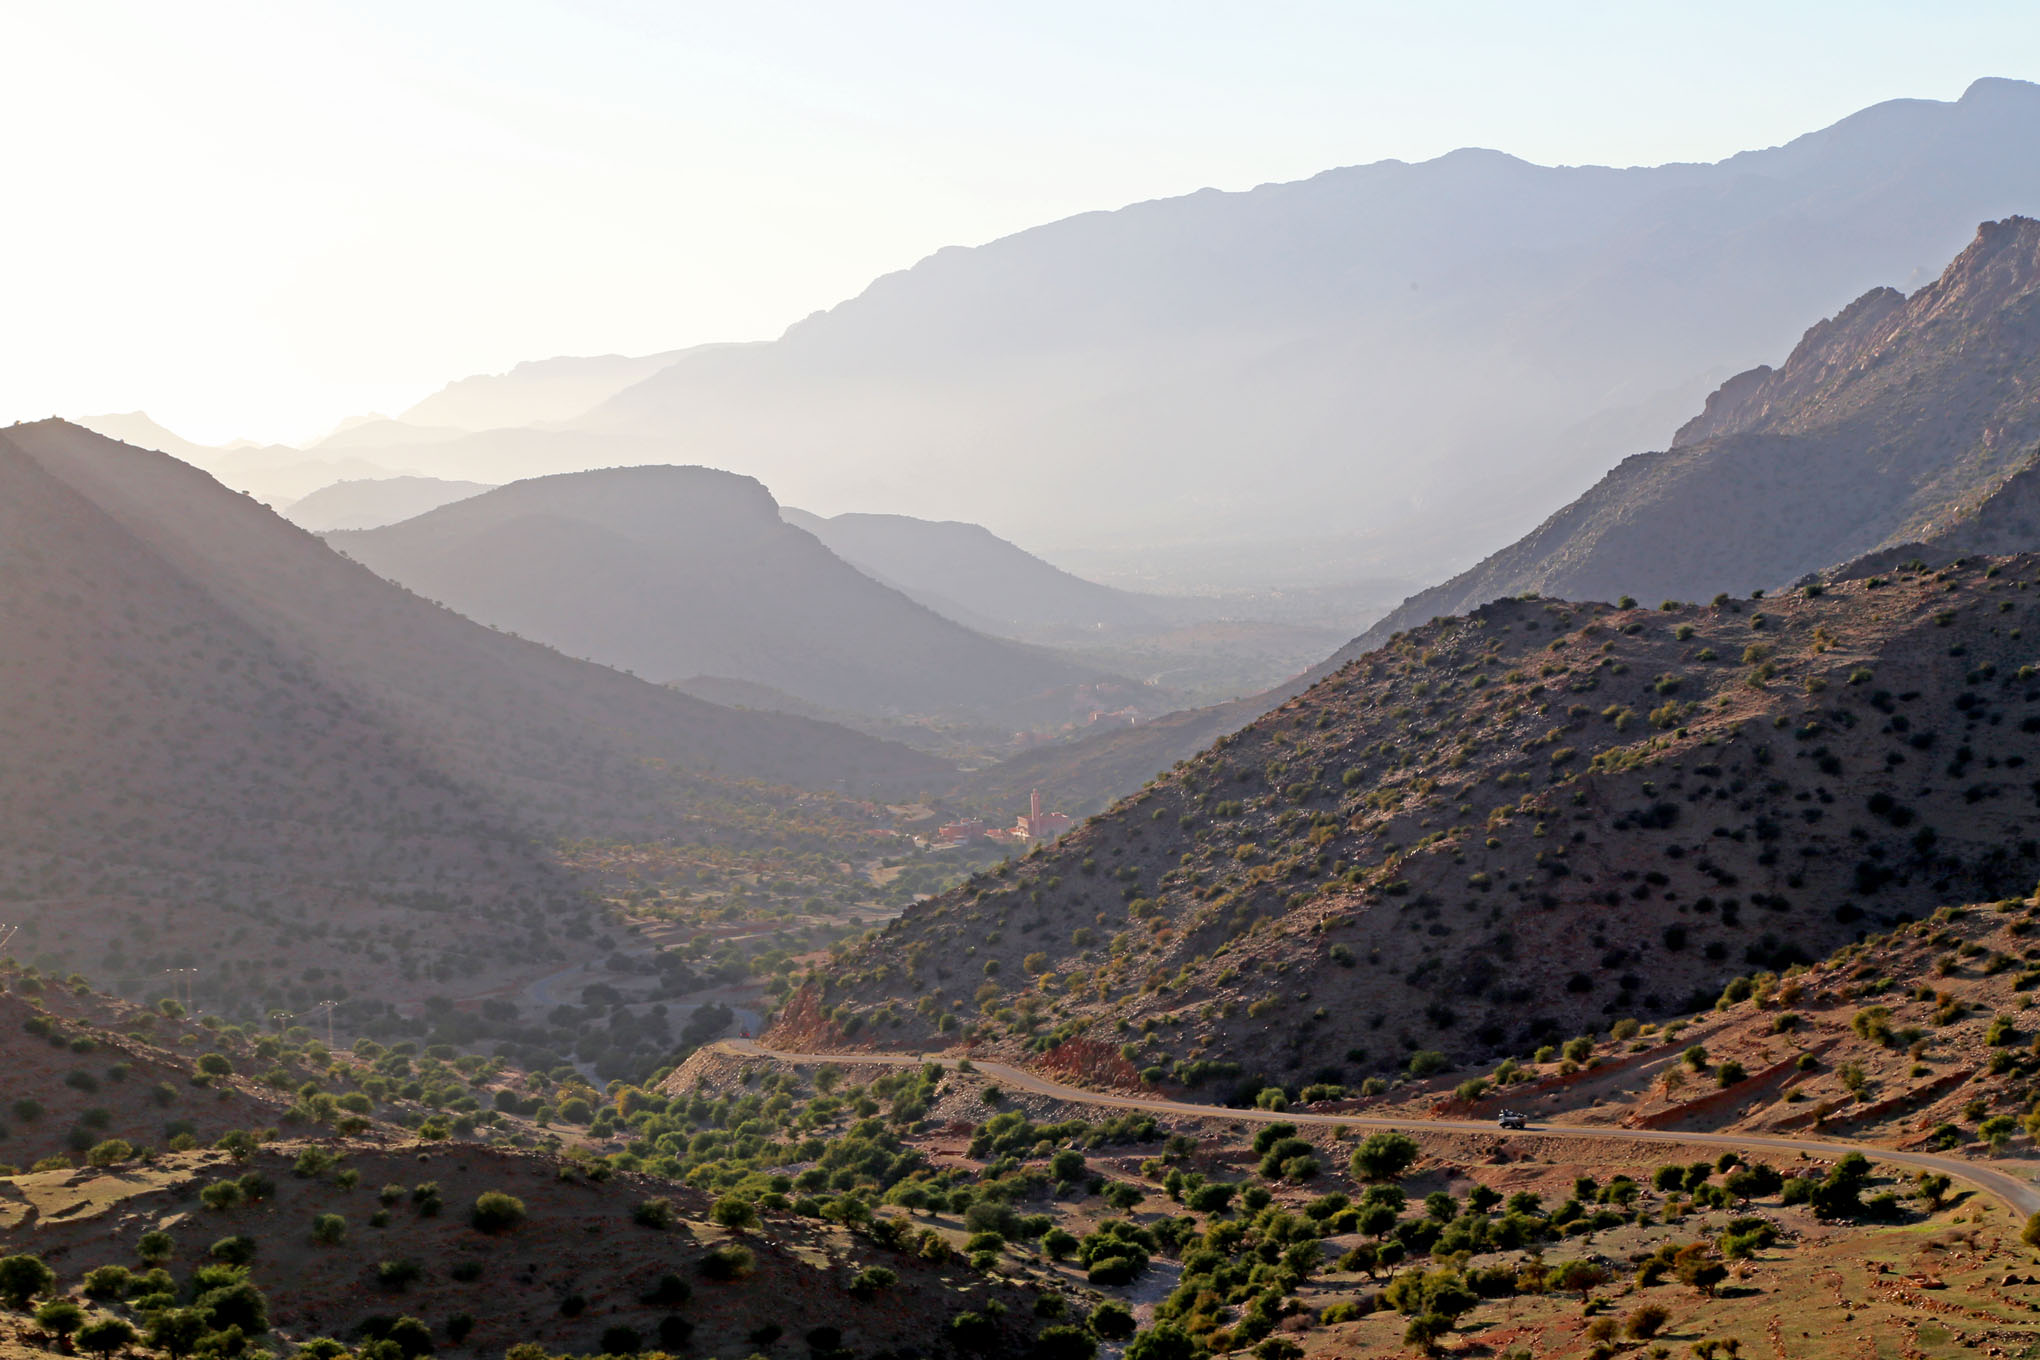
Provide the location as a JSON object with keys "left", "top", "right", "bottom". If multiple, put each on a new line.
{"left": 284, "top": 475, "right": 493, "bottom": 532}
{"left": 346, "top": 80, "right": 2040, "bottom": 588}
{"left": 75, "top": 411, "right": 400, "bottom": 506}
{"left": 0, "top": 421, "right": 945, "bottom": 972}
{"left": 1346, "top": 216, "right": 2040, "bottom": 658}
{"left": 330, "top": 466, "right": 1147, "bottom": 727}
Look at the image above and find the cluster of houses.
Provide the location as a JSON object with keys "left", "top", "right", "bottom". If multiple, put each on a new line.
{"left": 930, "top": 788, "right": 1072, "bottom": 848}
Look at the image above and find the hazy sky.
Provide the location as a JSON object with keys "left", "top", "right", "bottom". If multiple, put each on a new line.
{"left": 5, "top": 1, "right": 2036, "bottom": 444}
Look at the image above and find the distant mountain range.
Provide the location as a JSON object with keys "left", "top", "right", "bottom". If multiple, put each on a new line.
{"left": 249, "top": 78, "right": 2040, "bottom": 591}
{"left": 87, "top": 81, "right": 2040, "bottom": 597}
{"left": 1345, "top": 215, "right": 2040, "bottom": 657}
{"left": 328, "top": 465, "right": 1154, "bottom": 732}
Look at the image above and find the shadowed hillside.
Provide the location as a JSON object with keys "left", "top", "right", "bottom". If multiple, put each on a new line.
{"left": 804, "top": 558, "right": 2040, "bottom": 1087}
{"left": 0, "top": 421, "right": 946, "bottom": 999}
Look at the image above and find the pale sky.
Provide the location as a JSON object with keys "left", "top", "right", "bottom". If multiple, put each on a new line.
{"left": 4, "top": 0, "right": 2035, "bottom": 444}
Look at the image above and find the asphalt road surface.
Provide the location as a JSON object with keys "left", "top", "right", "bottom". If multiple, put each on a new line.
{"left": 718, "top": 1039, "right": 2040, "bottom": 1217}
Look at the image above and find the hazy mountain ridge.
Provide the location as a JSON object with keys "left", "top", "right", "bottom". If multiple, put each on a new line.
{"left": 503, "top": 79, "right": 2040, "bottom": 586}
{"left": 1341, "top": 215, "right": 2040, "bottom": 661}
{"left": 84, "top": 83, "right": 2040, "bottom": 595}
{"left": 394, "top": 347, "right": 706, "bottom": 431}
{"left": 330, "top": 465, "right": 1153, "bottom": 730}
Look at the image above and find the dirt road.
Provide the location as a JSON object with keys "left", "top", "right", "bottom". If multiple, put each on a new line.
{"left": 717, "top": 1039, "right": 2040, "bottom": 1217}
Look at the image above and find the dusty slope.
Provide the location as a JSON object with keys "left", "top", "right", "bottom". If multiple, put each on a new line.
{"left": 1349, "top": 216, "right": 2040, "bottom": 659}
{"left": 806, "top": 556, "right": 2040, "bottom": 1087}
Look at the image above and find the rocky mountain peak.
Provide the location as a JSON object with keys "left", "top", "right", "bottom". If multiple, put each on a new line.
{"left": 1673, "top": 216, "right": 2040, "bottom": 448}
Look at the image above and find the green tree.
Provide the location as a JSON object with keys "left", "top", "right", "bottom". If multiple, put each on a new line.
{"left": 1087, "top": 1300, "right": 1136, "bottom": 1340}
{"left": 1124, "top": 1324, "right": 1199, "bottom": 1360}
{"left": 194, "top": 1278, "right": 268, "bottom": 1333}
{"left": 34, "top": 1299, "right": 86, "bottom": 1341}
{"left": 208, "top": 1235, "right": 257, "bottom": 1266}
{"left": 1674, "top": 1245, "right": 1728, "bottom": 1296}
{"left": 0, "top": 1254, "right": 55, "bottom": 1308}
{"left": 148, "top": 1308, "right": 208, "bottom": 1360}
{"left": 86, "top": 1139, "right": 135, "bottom": 1167}
{"left": 81, "top": 1266, "right": 132, "bottom": 1300}
{"left": 77, "top": 1318, "right": 137, "bottom": 1358}
{"left": 631, "top": 1198, "right": 676, "bottom": 1230}
{"left": 384, "top": 1316, "right": 434, "bottom": 1358}
{"left": 1403, "top": 1313, "right": 1453, "bottom": 1354}
{"left": 1382, "top": 1267, "right": 1478, "bottom": 1320}
{"left": 469, "top": 1192, "right": 527, "bottom": 1234}
{"left": 1350, "top": 1131, "right": 1420, "bottom": 1182}
{"left": 1034, "top": 1324, "right": 1098, "bottom": 1360}
{"left": 709, "top": 1196, "right": 759, "bottom": 1231}
{"left": 198, "top": 1181, "right": 245, "bottom": 1212}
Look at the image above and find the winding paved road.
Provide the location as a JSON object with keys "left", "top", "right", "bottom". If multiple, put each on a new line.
{"left": 717, "top": 1039, "right": 2040, "bottom": 1217}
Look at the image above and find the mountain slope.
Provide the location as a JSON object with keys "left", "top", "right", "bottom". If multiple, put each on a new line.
{"left": 381, "top": 80, "right": 2040, "bottom": 589}
{"left": 0, "top": 421, "right": 945, "bottom": 995}
{"left": 1345, "top": 216, "right": 2040, "bottom": 660}
{"left": 284, "top": 475, "right": 493, "bottom": 531}
{"left": 803, "top": 559, "right": 2040, "bottom": 1086}
{"left": 781, "top": 508, "right": 1165, "bottom": 637}
{"left": 330, "top": 466, "right": 1147, "bottom": 727}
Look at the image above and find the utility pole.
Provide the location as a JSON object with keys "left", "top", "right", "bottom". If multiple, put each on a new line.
{"left": 0, "top": 923, "right": 19, "bottom": 958}
{"left": 163, "top": 967, "right": 196, "bottom": 1013}
{"left": 312, "top": 998, "right": 338, "bottom": 1050}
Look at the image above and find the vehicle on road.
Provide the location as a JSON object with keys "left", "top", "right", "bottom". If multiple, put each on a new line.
{"left": 1496, "top": 1109, "right": 1528, "bottom": 1130}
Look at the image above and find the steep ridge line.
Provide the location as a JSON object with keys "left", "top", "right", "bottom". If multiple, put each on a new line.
{"left": 715, "top": 1039, "right": 2040, "bottom": 1217}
